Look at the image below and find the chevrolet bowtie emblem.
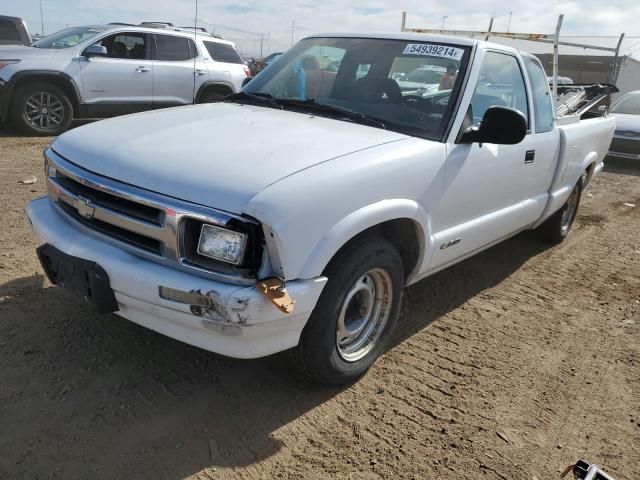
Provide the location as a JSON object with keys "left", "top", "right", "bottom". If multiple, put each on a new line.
{"left": 75, "top": 196, "right": 95, "bottom": 219}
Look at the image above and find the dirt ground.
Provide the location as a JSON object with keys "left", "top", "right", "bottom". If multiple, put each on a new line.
{"left": 0, "top": 126, "right": 639, "bottom": 480}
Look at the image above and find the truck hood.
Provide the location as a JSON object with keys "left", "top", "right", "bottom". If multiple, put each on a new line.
{"left": 51, "top": 103, "right": 408, "bottom": 214}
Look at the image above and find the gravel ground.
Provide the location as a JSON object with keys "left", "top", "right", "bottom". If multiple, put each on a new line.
{"left": 0, "top": 127, "right": 639, "bottom": 480}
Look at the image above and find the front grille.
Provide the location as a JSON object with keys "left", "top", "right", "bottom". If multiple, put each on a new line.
{"left": 45, "top": 148, "right": 261, "bottom": 285}
{"left": 54, "top": 174, "right": 162, "bottom": 226}
{"left": 57, "top": 201, "right": 163, "bottom": 254}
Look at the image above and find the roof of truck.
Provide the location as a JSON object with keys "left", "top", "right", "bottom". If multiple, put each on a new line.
{"left": 304, "top": 32, "right": 522, "bottom": 54}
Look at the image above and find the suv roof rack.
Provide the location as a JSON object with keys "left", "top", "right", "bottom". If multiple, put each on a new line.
{"left": 139, "top": 22, "right": 174, "bottom": 28}
{"left": 108, "top": 22, "right": 135, "bottom": 26}
{"left": 179, "top": 26, "right": 208, "bottom": 33}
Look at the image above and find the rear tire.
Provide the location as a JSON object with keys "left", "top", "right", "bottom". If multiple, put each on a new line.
{"left": 10, "top": 82, "right": 73, "bottom": 136}
{"left": 293, "top": 235, "right": 404, "bottom": 385}
{"left": 536, "top": 179, "right": 582, "bottom": 243}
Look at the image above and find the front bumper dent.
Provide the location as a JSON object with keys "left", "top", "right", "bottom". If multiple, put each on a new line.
{"left": 26, "top": 197, "right": 327, "bottom": 359}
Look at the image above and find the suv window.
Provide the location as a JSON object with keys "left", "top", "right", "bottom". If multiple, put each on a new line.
{"left": 523, "top": 56, "right": 555, "bottom": 133}
{"left": 155, "top": 34, "right": 195, "bottom": 61}
{"left": 0, "top": 19, "right": 20, "bottom": 41}
{"left": 203, "top": 41, "right": 243, "bottom": 64}
{"left": 471, "top": 51, "right": 529, "bottom": 126}
{"left": 91, "top": 33, "right": 149, "bottom": 60}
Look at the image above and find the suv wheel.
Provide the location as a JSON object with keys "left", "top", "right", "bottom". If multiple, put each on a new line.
{"left": 199, "top": 90, "right": 227, "bottom": 103}
{"left": 293, "top": 235, "right": 404, "bottom": 385}
{"left": 10, "top": 82, "right": 73, "bottom": 136}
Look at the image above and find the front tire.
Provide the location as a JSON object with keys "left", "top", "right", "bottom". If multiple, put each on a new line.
{"left": 536, "top": 179, "right": 582, "bottom": 243}
{"left": 293, "top": 235, "right": 404, "bottom": 385}
{"left": 10, "top": 82, "right": 73, "bottom": 136}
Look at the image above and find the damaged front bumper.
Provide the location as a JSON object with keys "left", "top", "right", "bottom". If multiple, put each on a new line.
{"left": 26, "top": 197, "right": 327, "bottom": 359}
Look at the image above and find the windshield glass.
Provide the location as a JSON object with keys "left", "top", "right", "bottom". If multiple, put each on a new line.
{"left": 612, "top": 94, "right": 640, "bottom": 115}
{"left": 243, "top": 37, "right": 470, "bottom": 141}
{"left": 32, "top": 27, "right": 105, "bottom": 49}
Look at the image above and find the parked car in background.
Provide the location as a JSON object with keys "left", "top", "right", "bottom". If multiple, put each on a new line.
{"left": 0, "top": 15, "right": 31, "bottom": 46}
{"left": 395, "top": 65, "right": 446, "bottom": 93}
{"left": 608, "top": 90, "right": 640, "bottom": 160}
{"left": 263, "top": 52, "right": 283, "bottom": 65}
{"left": 27, "top": 33, "right": 615, "bottom": 385}
{"left": 0, "top": 23, "right": 249, "bottom": 135}
{"left": 547, "top": 75, "right": 574, "bottom": 85}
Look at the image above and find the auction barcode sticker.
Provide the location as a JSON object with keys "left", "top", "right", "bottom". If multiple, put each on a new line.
{"left": 403, "top": 44, "right": 464, "bottom": 59}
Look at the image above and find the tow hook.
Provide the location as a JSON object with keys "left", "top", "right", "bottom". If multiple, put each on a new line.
{"left": 257, "top": 277, "right": 295, "bottom": 314}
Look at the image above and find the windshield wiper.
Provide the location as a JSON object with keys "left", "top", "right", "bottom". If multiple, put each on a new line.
{"left": 224, "top": 92, "right": 283, "bottom": 109}
{"left": 276, "top": 98, "right": 387, "bottom": 130}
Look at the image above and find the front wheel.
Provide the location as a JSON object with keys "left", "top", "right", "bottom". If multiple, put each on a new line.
{"left": 10, "top": 82, "right": 73, "bottom": 136}
{"left": 293, "top": 235, "right": 404, "bottom": 385}
{"left": 536, "top": 179, "right": 582, "bottom": 243}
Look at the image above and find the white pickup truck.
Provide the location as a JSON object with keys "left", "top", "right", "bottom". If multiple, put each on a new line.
{"left": 27, "top": 33, "right": 615, "bottom": 385}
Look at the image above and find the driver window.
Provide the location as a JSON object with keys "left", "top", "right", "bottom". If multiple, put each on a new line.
{"left": 471, "top": 51, "right": 529, "bottom": 126}
{"left": 90, "top": 33, "right": 149, "bottom": 60}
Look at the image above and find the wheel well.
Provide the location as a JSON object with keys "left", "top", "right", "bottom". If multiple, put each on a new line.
{"left": 198, "top": 83, "right": 234, "bottom": 102}
{"left": 12, "top": 74, "right": 79, "bottom": 115}
{"left": 583, "top": 162, "right": 596, "bottom": 188}
{"left": 341, "top": 219, "right": 421, "bottom": 282}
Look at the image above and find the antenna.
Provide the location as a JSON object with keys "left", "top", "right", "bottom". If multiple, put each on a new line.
{"left": 192, "top": 0, "right": 198, "bottom": 103}
{"left": 39, "top": 0, "right": 45, "bottom": 36}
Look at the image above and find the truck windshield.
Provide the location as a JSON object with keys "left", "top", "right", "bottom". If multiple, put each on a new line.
{"left": 243, "top": 37, "right": 471, "bottom": 141}
{"left": 31, "top": 27, "right": 105, "bottom": 49}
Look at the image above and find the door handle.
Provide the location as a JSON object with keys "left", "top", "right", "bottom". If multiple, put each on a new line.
{"left": 525, "top": 150, "right": 535, "bottom": 164}
{"left": 194, "top": 69, "right": 207, "bottom": 76}
{"left": 135, "top": 66, "right": 151, "bottom": 73}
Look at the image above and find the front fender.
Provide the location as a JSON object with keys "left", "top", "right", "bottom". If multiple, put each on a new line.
{"left": 245, "top": 137, "right": 447, "bottom": 281}
{"left": 297, "top": 199, "right": 430, "bottom": 280}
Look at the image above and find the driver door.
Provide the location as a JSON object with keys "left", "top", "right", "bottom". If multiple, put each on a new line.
{"left": 428, "top": 50, "right": 538, "bottom": 271}
{"left": 79, "top": 31, "right": 153, "bottom": 114}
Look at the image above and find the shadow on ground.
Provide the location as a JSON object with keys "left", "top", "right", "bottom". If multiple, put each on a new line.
{"left": 0, "top": 231, "right": 550, "bottom": 479}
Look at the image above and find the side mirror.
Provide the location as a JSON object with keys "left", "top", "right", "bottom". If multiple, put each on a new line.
{"left": 460, "top": 106, "right": 527, "bottom": 145}
{"left": 241, "top": 76, "right": 254, "bottom": 88}
{"left": 83, "top": 45, "right": 108, "bottom": 58}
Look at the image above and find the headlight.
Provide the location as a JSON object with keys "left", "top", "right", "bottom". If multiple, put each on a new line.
{"left": 197, "top": 224, "right": 247, "bottom": 265}
{"left": 0, "top": 60, "right": 20, "bottom": 70}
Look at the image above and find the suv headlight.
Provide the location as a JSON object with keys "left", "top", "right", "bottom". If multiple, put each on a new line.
{"left": 197, "top": 224, "right": 247, "bottom": 265}
{"left": 0, "top": 60, "right": 20, "bottom": 70}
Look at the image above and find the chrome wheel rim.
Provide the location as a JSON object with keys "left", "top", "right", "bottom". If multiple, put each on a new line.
{"left": 336, "top": 268, "right": 393, "bottom": 362}
{"left": 561, "top": 186, "right": 580, "bottom": 232}
{"left": 24, "top": 92, "right": 65, "bottom": 130}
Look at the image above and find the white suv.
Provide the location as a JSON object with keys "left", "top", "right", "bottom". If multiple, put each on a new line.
{"left": 0, "top": 23, "right": 249, "bottom": 135}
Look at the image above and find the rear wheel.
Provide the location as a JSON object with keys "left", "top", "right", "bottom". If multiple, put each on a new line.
{"left": 10, "top": 82, "right": 73, "bottom": 136}
{"left": 293, "top": 235, "right": 404, "bottom": 385}
{"left": 536, "top": 179, "right": 582, "bottom": 243}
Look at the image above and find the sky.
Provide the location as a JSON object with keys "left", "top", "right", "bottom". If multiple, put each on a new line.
{"left": 4, "top": 0, "right": 640, "bottom": 57}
